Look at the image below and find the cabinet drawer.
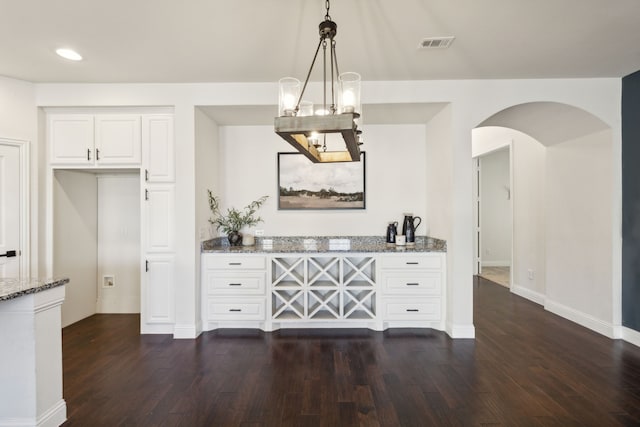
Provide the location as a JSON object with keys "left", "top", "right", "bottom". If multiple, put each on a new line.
{"left": 384, "top": 298, "right": 441, "bottom": 320}
{"left": 382, "top": 271, "right": 442, "bottom": 295}
{"left": 207, "top": 297, "right": 265, "bottom": 321}
{"left": 206, "top": 272, "right": 265, "bottom": 295}
{"left": 380, "top": 254, "right": 442, "bottom": 270}
{"left": 205, "top": 255, "right": 266, "bottom": 270}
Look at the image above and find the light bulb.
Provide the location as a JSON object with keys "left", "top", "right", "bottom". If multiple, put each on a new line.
{"left": 343, "top": 90, "right": 355, "bottom": 111}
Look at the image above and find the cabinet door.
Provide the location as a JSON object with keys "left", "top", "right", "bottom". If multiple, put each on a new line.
{"left": 94, "top": 115, "right": 141, "bottom": 165}
{"left": 142, "top": 255, "right": 175, "bottom": 326}
{"left": 48, "top": 114, "right": 94, "bottom": 165}
{"left": 143, "top": 185, "right": 175, "bottom": 253}
{"left": 142, "top": 115, "right": 175, "bottom": 182}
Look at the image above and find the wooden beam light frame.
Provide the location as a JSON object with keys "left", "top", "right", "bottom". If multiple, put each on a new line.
{"left": 274, "top": 113, "right": 361, "bottom": 163}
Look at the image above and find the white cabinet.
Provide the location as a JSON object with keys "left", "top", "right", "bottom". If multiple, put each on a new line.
{"left": 379, "top": 253, "right": 445, "bottom": 329}
{"left": 140, "top": 114, "right": 176, "bottom": 333}
{"left": 48, "top": 114, "right": 94, "bottom": 165}
{"left": 94, "top": 115, "right": 141, "bottom": 165}
{"left": 202, "top": 254, "right": 268, "bottom": 328}
{"left": 141, "top": 255, "right": 175, "bottom": 329}
{"left": 142, "top": 115, "right": 175, "bottom": 182}
{"left": 143, "top": 185, "right": 175, "bottom": 253}
{"left": 48, "top": 114, "right": 141, "bottom": 166}
{"left": 201, "top": 251, "right": 446, "bottom": 332}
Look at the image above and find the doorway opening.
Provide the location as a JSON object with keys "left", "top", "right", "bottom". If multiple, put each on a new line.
{"left": 473, "top": 145, "right": 512, "bottom": 288}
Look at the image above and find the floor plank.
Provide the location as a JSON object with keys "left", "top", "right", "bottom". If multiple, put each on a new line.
{"left": 61, "top": 277, "right": 640, "bottom": 426}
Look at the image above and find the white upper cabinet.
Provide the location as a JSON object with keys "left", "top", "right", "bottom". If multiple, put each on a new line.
{"left": 142, "top": 115, "right": 175, "bottom": 182}
{"left": 48, "top": 114, "right": 94, "bottom": 165}
{"left": 94, "top": 115, "right": 141, "bottom": 165}
{"left": 48, "top": 114, "right": 142, "bottom": 166}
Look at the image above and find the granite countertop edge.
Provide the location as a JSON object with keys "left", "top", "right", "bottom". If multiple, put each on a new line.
{"left": 0, "top": 277, "right": 70, "bottom": 302}
{"left": 201, "top": 236, "right": 447, "bottom": 254}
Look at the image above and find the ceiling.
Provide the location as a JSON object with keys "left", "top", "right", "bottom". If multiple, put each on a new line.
{"left": 2, "top": 0, "right": 640, "bottom": 84}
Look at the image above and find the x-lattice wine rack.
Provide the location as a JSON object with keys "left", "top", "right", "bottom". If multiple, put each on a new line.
{"left": 271, "top": 256, "right": 377, "bottom": 321}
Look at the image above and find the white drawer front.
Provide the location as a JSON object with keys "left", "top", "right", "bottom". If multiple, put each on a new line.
{"left": 384, "top": 298, "right": 441, "bottom": 320}
{"left": 205, "top": 255, "right": 266, "bottom": 270}
{"left": 380, "top": 254, "right": 443, "bottom": 270}
{"left": 382, "top": 271, "right": 442, "bottom": 296}
{"left": 207, "top": 297, "right": 265, "bottom": 320}
{"left": 206, "top": 272, "right": 265, "bottom": 295}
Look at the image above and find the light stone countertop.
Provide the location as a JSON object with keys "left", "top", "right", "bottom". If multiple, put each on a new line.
{"left": 0, "top": 277, "right": 69, "bottom": 302}
{"left": 201, "top": 236, "right": 446, "bottom": 254}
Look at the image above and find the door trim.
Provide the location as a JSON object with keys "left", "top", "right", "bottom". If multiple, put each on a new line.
{"left": 0, "top": 138, "right": 30, "bottom": 279}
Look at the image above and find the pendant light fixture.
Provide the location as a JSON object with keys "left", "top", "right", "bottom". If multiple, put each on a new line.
{"left": 274, "top": 0, "right": 363, "bottom": 163}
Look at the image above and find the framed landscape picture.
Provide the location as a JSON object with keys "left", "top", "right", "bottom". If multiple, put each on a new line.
{"left": 277, "top": 152, "right": 366, "bottom": 210}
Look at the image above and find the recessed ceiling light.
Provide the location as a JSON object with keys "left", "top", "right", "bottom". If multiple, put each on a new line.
{"left": 56, "top": 48, "right": 83, "bottom": 61}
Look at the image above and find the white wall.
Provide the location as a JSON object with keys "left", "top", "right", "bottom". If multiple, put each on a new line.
{"left": 53, "top": 170, "right": 97, "bottom": 327}
{"left": 425, "top": 105, "right": 453, "bottom": 241}
{"left": 96, "top": 174, "right": 140, "bottom": 313}
{"left": 545, "top": 129, "right": 614, "bottom": 334}
{"left": 0, "top": 76, "right": 38, "bottom": 277}
{"left": 195, "top": 108, "right": 220, "bottom": 241}
{"left": 511, "top": 133, "right": 546, "bottom": 299}
{"left": 479, "top": 148, "right": 511, "bottom": 267}
{"left": 194, "top": 108, "right": 219, "bottom": 331}
{"left": 216, "top": 124, "right": 428, "bottom": 236}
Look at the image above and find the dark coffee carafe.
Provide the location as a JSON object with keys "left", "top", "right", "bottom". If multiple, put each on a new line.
{"left": 402, "top": 213, "right": 422, "bottom": 245}
{"left": 386, "top": 221, "right": 398, "bottom": 245}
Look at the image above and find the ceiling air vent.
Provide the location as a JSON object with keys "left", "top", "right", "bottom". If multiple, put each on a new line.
{"left": 419, "top": 36, "right": 455, "bottom": 49}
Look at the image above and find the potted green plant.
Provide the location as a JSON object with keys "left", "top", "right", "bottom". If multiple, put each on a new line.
{"left": 207, "top": 190, "right": 268, "bottom": 246}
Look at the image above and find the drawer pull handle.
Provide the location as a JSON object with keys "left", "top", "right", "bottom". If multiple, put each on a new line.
{"left": 228, "top": 283, "right": 242, "bottom": 286}
{"left": 406, "top": 309, "right": 419, "bottom": 312}
{"left": 406, "top": 262, "right": 419, "bottom": 265}
{"left": 229, "top": 308, "right": 242, "bottom": 312}
{"left": 406, "top": 283, "right": 420, "bottom": 286}
{"left": 229, "top": 262, "right": 242, "bottom": 266}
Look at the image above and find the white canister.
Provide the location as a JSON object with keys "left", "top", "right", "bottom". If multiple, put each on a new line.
{"left": 242, "top": 234, "right": 255, "bottom": 246}
{"left": 395, "top": 235, "right": 406, "bottom": 246}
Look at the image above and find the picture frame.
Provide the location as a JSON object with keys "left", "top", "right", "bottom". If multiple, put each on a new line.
{"left": 277, "top": 152, "right": 366, "bottom": 210}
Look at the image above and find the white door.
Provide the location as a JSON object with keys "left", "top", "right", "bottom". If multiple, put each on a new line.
{"left": 0, "top": 144, "right": 21, "bottom": 278}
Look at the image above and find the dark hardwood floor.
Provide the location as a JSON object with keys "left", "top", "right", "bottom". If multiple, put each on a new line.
{"left": 61, "top": 278, "right": 640, "bottom": 426}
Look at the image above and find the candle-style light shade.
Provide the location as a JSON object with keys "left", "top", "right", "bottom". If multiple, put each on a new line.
{"left": 338, "top": 72, "right": 361, "bottom": 115}
{"left": 279, "top": 77, "right": 301, "bottom": 116}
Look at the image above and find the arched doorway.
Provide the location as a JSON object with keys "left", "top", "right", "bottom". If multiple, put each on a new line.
{"left": 471, "top": 102, "right": 619, "bottom": 337}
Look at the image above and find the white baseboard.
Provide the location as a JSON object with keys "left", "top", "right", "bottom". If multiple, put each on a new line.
{"left": 511, "top": 283, "right": 545, "bottom": 305}
{"left": 37, "top": 399, "right": 66, "bottom": 427}
{"left": 622, "top": 326, "right": 640, "bottom": 348}
{"left": 481, "top": 261, "right": 511, "bottom": 267}
{"left": 445, "top": 322, "right": 475, "bottom": 339}
{"left": 544, "top": 299, "right": 616, "bottom": 338}
{"left": 173, "top": 323, "right": 199, "bottom": 339}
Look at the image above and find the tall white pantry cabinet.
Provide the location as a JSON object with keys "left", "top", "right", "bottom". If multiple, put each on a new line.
{"left": 46, "top": 111, "right": 176, "bottom": 334}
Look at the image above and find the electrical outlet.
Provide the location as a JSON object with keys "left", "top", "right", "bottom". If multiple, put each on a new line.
{"left": 103, "top": 275, "right": 115, "bottom": 288}
{"left": 255, "top": 229, "right": 264, "bottom": 236}
{"left": 527, "top": 269, "right": 534, "bottom": 280}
